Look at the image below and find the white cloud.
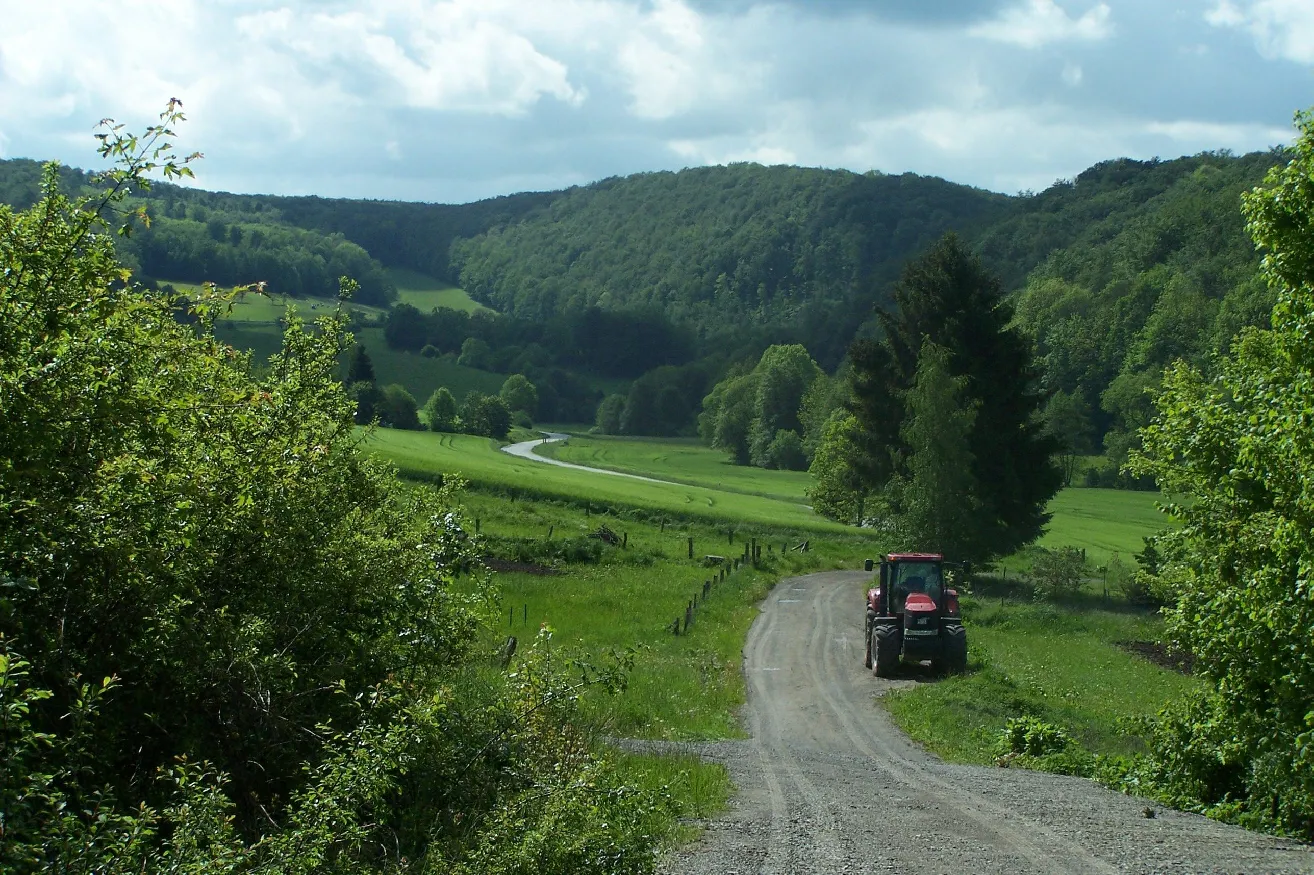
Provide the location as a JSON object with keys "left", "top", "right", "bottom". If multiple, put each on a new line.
{"left": 234, "top": 4, "right": 585, "bottom": 116}
{"left": 1144, "top": 118, "right": 1292, "bottom": 149}
{"left": 969, "top": 0, "right": 1113, "bottom": 49}
{"left": 616, "top": 0, "right": 759, "bottom": 120}
{"left": 1206, "top": 0, "right": 1314, "bottom": 64}
{"left": 0, "top": 0, "right": 1304, "bottom": 204}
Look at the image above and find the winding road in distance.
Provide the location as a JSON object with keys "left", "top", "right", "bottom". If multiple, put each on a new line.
{"left": 500, "top": 433, "right": 680, "bottom": 485}
{"left": 651, "top": 571, "right": 1313, "bottom": 875}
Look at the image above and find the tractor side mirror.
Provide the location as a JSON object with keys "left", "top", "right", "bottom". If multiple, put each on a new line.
{"left": 864, "top": 558, "right": 874, "bottom": 572}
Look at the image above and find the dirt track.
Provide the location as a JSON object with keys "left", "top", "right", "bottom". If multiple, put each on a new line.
{"left": 655, "top": 570, "right": 1313, "bottom": 875}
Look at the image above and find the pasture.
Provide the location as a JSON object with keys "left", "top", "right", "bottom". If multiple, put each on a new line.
{"left": 367, "top": 428, "right": 853, "bottom": 533}
{"left": 1034, "top": 487, "right": 1169, "bottom": 564}
{"left": 386, "top": 267, "right": 491, "bottom": 314}
{"left": 539, "top": 434, "right": 812, "bottom": 503}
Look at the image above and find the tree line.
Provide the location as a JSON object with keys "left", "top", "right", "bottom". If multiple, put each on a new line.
{"left": 347, "top": 345, "right": 539, "bottom": 440}
{"left": 0, "top": 148, "right": 1286, "bottom": 476}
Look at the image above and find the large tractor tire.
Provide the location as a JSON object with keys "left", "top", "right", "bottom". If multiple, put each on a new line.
{"left": 871, "top": 624, "right": 899, "bottom": 678}
{"left": 942, "top": 624, "right": 968, "bottom": 674}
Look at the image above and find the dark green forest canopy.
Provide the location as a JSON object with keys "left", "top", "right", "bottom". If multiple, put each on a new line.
{"left": 0, "top": 149, "right": 1285, "bottom": 439}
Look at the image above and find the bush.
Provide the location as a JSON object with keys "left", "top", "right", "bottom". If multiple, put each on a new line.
{"left": 999, "top": 715, "right": 1073, "bottom": 757}
{"left": 0, "top": 111, "right": 665, "bottom": 872}
{"left": 378, "top": 382, "right": 420, "bottom": 429}
{"left": 761, "top": 429, "right": 807, "bottom": 471}
{"left": 1030, "top": 546, "right": 1086, "bottom": 600}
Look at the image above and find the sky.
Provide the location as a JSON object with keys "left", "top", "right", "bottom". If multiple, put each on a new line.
{"left": 1, "top": 0, "right": 1310, "bottom": 204}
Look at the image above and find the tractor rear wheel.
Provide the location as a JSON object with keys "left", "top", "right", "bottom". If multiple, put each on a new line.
{"left": 943, "top": 624, "right": 967, "bottom": 674}
{"left": 872, "top": 625, "right": 899, "bottom": 678}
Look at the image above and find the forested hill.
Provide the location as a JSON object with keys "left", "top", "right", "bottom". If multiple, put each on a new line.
{"left": 451, "top": 164, "right": 1013, "bottom": 366}
{"left": 0, "top": 158, "right": 559, "bottom": 305}
{"left": 0, "top": 149, "right": 1286, "bottom": 444}
{"left": 988, "top": 150, "right": 1283, "bottom": 464}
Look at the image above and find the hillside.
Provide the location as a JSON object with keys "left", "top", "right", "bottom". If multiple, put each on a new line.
{"left": 451, "top": 164, "right": 1014, "bottom": 368}
{"left": 0, "top": 150, "right": 1285, "bottom": 448}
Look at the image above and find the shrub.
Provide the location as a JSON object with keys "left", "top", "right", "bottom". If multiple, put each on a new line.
{"left": 0, "top": 108, "right": 664, "bottom": 872}
{"left": 1000, "top": 715, "right": 1073, "bottom": 757}
{"left": 1030, "top": 546, "right": 1086, "bottom": 600}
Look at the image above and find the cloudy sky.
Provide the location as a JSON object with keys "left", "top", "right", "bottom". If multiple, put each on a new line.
{"left": 1, "top": 0, "right": 1310, "bottom": 204}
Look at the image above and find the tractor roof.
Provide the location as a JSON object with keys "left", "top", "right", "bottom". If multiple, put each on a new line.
{"left": 887, "top": 552, "right": 944, "bottom": 561}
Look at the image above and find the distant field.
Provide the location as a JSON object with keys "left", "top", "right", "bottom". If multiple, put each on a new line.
{"left": 386, "top": 267, "right": 491, "bottom": 314}
{"left": 210, "top": 322, "right": 509, "bottom": 403}
{"left": 1034, "top": 488, "right": 1170, "bottom": 564}
{"left": 363, "top": 429, "right": 853, "bottom": 534}
{"left": 213, "top": 323, "right": 285, "bottom": 365}
{"left": 541, "top": 434, "right": 811, "bottom": 503}
{"left": 352, "top": 327, "right": 507, "bottom": 402}
{"left": 163, "top": 280, "right": 384, "bottom": 323}
{"left": 538, "top": 437, "right": 1170, "bottom": 562}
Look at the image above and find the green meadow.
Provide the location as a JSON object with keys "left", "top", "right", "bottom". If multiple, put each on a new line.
{"left": 539, "top": 434, "right": 812, "bottom": 503}
{"left": 884, "top": 597, "right": 1198, "bottom": 765}
{"left": 366, "top": 428, "right": 850, "bottom": 533}
{"left": 386, "top": 266, "right": 491, "bottom": 314}
{"left": 1034, "top": 487, "right": 1169, "bottom": 565}
{"left": 163, "top": 280, "right": 386, "bottom": 322}
{"left": 364, "top": 425, "right": 1185, "bottom": 793}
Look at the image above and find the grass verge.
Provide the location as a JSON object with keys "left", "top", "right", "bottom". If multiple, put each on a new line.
{"left": 883, "top": 594, "right": 1198, "bottom": 768}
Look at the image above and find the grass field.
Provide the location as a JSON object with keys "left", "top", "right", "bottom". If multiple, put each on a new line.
{"left": 211, "top": 322, "right": 510, "bottom": 402}
{"left": 352, "top": 327, "right": 507, "bottom": 401}
{"left": 540, "top": 434, "right": 812, "bottom": 503}
{"left": 378, "top": 423, "right": 1188, "bottom": 815}
{"left": 163, "top": 280, "right": 386, "bottom": 323}
{"left": 448, "top": 488, "right": 872, "bottom": 738}
{"left": 1034, "top": 488, "right": 1170, "bottom": 565}
{"left": 367, "top": 429, "right": 855, "bottom": 534}
{"left": 386, "top": 267, "right": 490, "bottom": 314}
{"left": 884, "top": 596, "right": 1198, "bottom": 765}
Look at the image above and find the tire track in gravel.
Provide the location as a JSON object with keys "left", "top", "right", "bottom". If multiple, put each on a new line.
{"left": 658, "top": 570, "right": 1314, "bottom": 875}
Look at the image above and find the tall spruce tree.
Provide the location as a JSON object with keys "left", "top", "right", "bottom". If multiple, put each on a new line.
{"left": 892, "top": 341, "right": 980, "bottom": 558}
{"left": 846, "top": 233, "right": 1062, "bottom": 559}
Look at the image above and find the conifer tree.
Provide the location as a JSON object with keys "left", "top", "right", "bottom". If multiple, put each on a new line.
{"left": 844, "top": 234, "right": 1061, "bottom": 559}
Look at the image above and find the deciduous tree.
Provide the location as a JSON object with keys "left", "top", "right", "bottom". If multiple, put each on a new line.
{"left": 1126, "top": 108, "right": 1314, "bottom": 836}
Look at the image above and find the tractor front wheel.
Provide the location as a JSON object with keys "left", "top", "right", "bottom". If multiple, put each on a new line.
{"left": 943, "top": 624, "right": 968, "bottom": 674}
{"left": 872, "top": 625, "right": 899, "bottom": 678}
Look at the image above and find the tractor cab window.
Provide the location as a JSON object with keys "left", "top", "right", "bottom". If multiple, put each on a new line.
{"left": 890, "top": 562, "right": 943, "bottom": 611}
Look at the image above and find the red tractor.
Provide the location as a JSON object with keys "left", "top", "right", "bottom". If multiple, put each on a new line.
{"left": 864, "top": 553, "right": 968, "bottom": 677}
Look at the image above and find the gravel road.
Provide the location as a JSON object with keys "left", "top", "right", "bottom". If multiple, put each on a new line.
{"left": 653, "top": 570, "right": 1313, "bottom": 875}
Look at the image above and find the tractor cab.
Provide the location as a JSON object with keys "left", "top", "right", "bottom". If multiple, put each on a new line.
{"left": 864, "top": 553, "right": 968, "bottom": 677}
